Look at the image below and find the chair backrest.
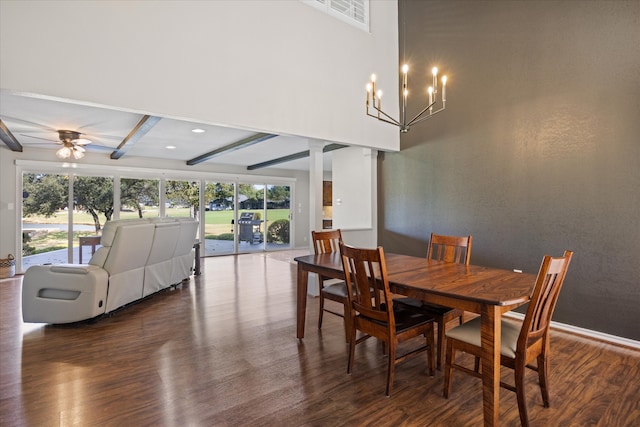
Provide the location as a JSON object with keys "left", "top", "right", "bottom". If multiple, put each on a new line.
{"left": 427, "top": 233, "right": 473, "bottom": 264}
{"left": 519, "top": 250, "right": 573, "bottom": 351}
{"left": 311, "top": 229, "right": 343, "bottom": 254}
{"left": 339, "top": 243, "right": 390, "bottom": 327}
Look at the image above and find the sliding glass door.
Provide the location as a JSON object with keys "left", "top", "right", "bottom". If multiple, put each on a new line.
{"left": 19, "top": 168, "right": 293, "bottom": 270}
{"left": 21, "top": 173, "right": 70, "bottom": 269}
{"left": 72, "top": 176, "right": 114, "bottom": 263}
{"left": 265, "top": 184, "right": 291, "bottom": 250}
{"left": 120, "top": 178, "right": 159, "bottom": 219}
{"left": 237, "top": 184, "right": 265, "bottom": 253}
{"left": 203, "top": 181, "right": 235, "bottom": 256}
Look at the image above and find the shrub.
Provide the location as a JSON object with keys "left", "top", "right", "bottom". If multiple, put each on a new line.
{"left": 205, "top": 233, "right": 235, "bottom": 241}
{"left": 267, "top": 219, "right": 289, "bottom": 244}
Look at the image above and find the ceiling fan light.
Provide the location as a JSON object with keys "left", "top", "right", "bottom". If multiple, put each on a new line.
{"left": 72, "top": 149, "right": 85, "bottom": 159}
{"left": 56, "top": 146, "right": 71, "bottom": 159}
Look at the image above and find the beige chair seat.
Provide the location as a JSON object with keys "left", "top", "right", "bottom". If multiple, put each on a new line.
{"left": 445, "top": 316, "right": 521, "bottom": 358}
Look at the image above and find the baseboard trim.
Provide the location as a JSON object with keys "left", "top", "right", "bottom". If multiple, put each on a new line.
{"left": 503, "top": 312, "right": 640, "bottom": 351}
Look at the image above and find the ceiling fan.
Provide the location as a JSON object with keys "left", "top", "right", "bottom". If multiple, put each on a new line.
{"left": 1, "top": 115, "right": 117, "bottom": 159}
{"left": 54, "top": 130, "right": 92, "bottom": 159}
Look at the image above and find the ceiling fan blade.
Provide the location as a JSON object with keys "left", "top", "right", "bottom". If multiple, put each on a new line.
{"left": 0, "top": 115, "right": 59, "bottom": 132}
{"left": 73, "top": 138, "right": 92, "bottom": 145}
{"left": 19, "top": 134, "right": 60, "bottom": 143}
{"left": 24, "top": 143, "right": 61, "bottom": 149}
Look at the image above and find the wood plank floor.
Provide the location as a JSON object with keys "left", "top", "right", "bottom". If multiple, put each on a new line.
{"left": 1, "top": 251, "right": 639, "bottom": 426}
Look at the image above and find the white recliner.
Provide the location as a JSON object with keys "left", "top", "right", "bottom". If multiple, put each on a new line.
{"left": 143, "top": 221, "right": 181, "bottom": 298}
{"left": 22, "top": 217, "right": 199, "bottom": 324}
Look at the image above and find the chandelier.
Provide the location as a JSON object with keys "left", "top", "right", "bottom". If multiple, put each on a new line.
{"left": 366, "top": 64, "right": 447, "bottom": 133}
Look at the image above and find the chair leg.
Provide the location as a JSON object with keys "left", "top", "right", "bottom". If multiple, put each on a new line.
{"left": 347, "top": 324, "right": 357, "bottom": 375}
{"left": 443, "top": 339, "right": 455, "bottom": 398}
{"left": 436, "top": 318, "right": 446, "bottom": 370}
{"left": 386, "top": 339, "right": 396, "bottom": 396}
{"left": 342, "top": 301, "right": 350, "bottom": 343}
{"left": 318, "top": 294, "right": 325, "bottom": 329}
{"left": 538, "top": 353, "right": 550, "bottom": 407}
{"left": 515, "top": 361, "right": 530, "bottom": 427}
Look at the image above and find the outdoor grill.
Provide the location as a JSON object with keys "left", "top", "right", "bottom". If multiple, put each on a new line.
{"left": 238, "top": 212, "right": 263, "bottom": 244}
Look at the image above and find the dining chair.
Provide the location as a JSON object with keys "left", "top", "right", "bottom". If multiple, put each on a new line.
{"left": 395, "top": 232, "right": 473, "bottom": 369}
{"left": 443, "top": 250, "right": 573, "bottom": 427}
{"left": 312, "top": 229, "right": 349, "bottom": 341}
{"left": 339, "top": 243, "right": 435, "bottom": 396}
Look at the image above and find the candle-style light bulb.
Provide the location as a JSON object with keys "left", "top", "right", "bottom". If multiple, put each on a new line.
{"left": 402, "top": 64, "right": 409, "bottom": 74}
{"left": 432, "top": 67, "right": 438, "bottom": 94}
{"left": 428, "top": 86, "right": 434, "bottom": 112}
{"left": 376, "top": 90, "right": 383, "bottom": 99}
{"left": 370, "top": 74, "right": 377, "bottom": 101}
{"left": 441, "top": 76, "right": 447, "bottom": 103}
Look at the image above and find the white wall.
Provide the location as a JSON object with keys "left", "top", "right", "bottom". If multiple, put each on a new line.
{"left": 0, "top": 0, "right": 399, "bottom": 150}
{"left": 333, "top": 146, "right": 377, "bottom": 248}
{"left": 1, "top": 1, "right": 398, "bottom": 262}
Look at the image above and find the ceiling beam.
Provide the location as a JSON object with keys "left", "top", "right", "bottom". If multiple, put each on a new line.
{"left": 0, "top": 119, "right": 23, "bottom": 152}
{"left": 187, "top": 132, "right": 277, "bottom": 166}
{"left": 246, "top": 143, "right": 346, "bottom": 170}
{"left": 110, "top": 115, "right": 161, "bottom": 159}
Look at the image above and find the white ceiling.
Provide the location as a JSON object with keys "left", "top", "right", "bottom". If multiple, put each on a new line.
{"left": 0, "top": 92, "right": 335, "bottom": 171}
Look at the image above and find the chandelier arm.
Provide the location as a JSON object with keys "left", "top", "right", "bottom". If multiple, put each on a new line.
{"left": 405, "top": 101, "right": 437, "bottom": 127}
{"left": 372, "top": 106, "right": 402, "bottom": 126}
{"left": 406, "top": 107, "right": 446, "bottom": 127}
{"left": 367, "top": 104, "right": 402, "bottom": 126}
{"left": 367, "top": 103, "right": 401, "bottom": 126}
{"left": 367, "top": 111, "right": 402, "bottom": 127}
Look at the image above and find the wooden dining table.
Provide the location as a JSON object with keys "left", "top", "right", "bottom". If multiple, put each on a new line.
{"left": 294, "top": 252, "right": 536, "bottom": 427}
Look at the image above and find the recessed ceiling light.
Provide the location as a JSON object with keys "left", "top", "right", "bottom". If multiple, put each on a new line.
{"left": 191, "top": 128, "right": 206, "bottom": 133}
{"left": 166, "top": 145, "right": 176, "bottom": 150}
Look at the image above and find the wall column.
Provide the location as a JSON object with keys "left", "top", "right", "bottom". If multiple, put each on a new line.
{"left": 307, "top": 139, "right": 325, "bottom": 296}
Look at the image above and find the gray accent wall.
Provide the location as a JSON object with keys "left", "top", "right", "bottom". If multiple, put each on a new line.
{"left": 379, "top": 1, "right": 640, "bottom": 340}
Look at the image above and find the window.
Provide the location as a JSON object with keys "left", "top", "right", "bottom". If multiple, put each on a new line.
{"left": 303, "top": 0, "right": 369, "bottom": 31}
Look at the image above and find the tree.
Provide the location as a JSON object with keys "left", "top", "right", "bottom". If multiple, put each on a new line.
{"left": 22, "top": 174, "right": 116, "bottom": 232}
{"left": 205, "top": 182, "right": 235, "bottom": 209}
{"left": 166, "top": 180, "right": 199, "bottom": 219}
{"left": 267, "top": 185, "right": 290, "bottom": 208}
{"left": 74, "top": 176, "right": 114, "bottom": 232}
{"left": 22, "top": 173, "right": 67, "bottom": 217}
{"left": 120, "top": 178, "right": 159, "bottom": 218}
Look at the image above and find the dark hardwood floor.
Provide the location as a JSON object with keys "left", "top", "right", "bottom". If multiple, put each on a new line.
{"left": 1, "top": 251, "right": 638, "bottom": 426}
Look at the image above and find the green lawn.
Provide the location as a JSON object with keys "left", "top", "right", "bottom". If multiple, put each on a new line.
{"left": 22, "top": 208, "right": 289, "bottom": 226}
{"left": 23, "top": 208, "right": 290, "bottom": 254}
